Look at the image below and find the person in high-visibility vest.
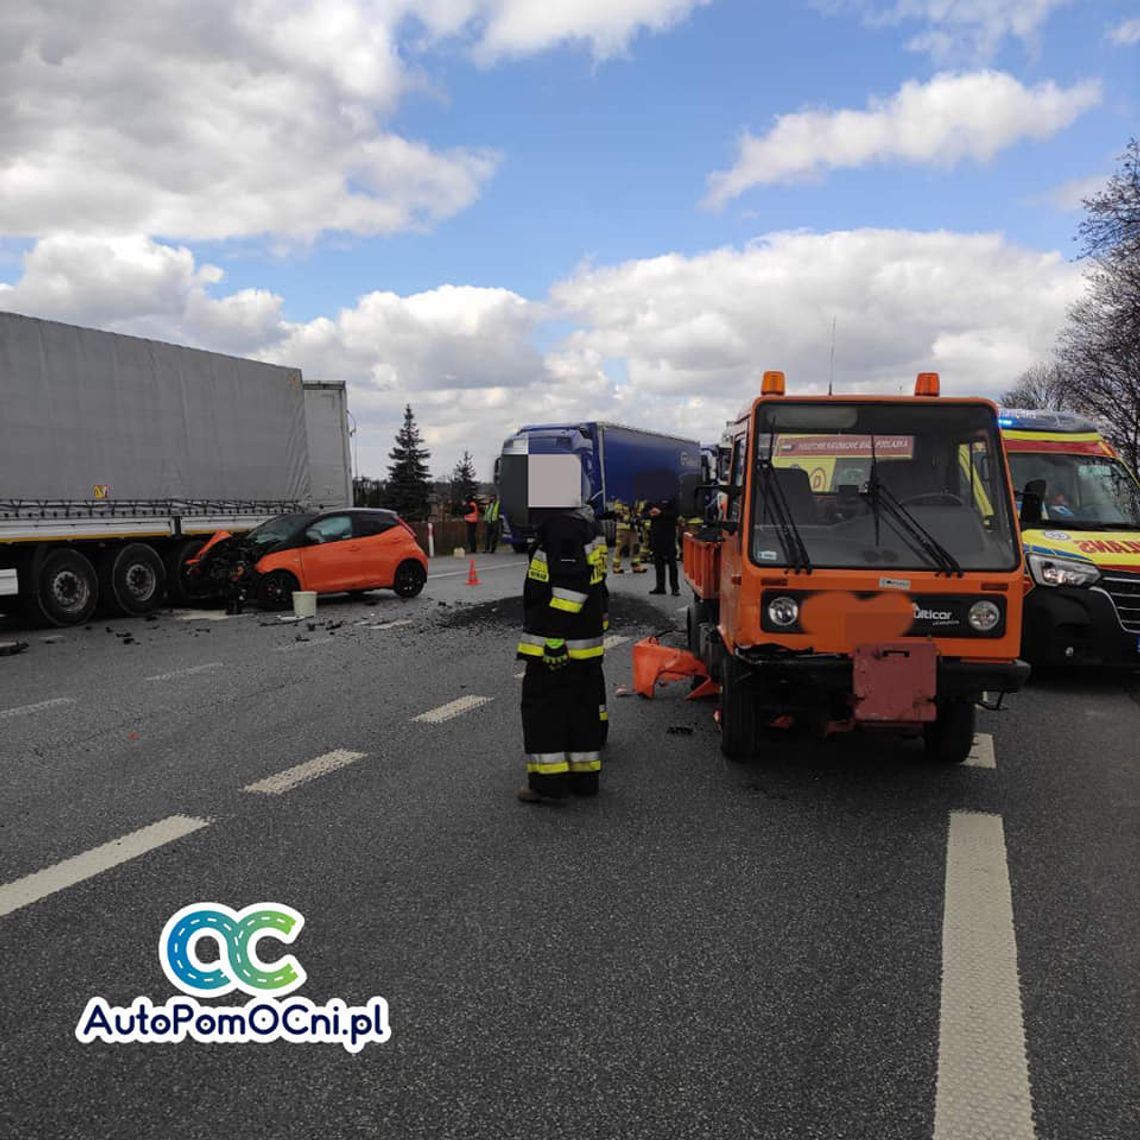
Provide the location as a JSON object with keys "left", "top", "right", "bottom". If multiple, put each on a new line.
{"left": 463, "top": 495, "right": 480, "bottom": 554}
{"left": 610, "top": 499, "right": 646, "bottom": 574}
{"left": 482, "top": 493, "right": 501, "bottom": 553}
{"left": 517, "top": 508, "right": 608, "bottom": 803}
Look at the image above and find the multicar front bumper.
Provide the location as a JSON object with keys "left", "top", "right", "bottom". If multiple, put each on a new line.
{"left": 734, "top": 648, "right": 1030, "bottom": 706}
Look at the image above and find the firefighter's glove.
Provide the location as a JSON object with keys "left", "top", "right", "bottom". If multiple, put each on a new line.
{"left": 542, "top": 639, "right": 570, "bottom": 671}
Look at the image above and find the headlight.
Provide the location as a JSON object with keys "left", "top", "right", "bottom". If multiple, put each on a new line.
{"left": 767, "top": 595, "right": 800, "bottom": 627}
{"left": 1027, "top": 553, "right": 1100, "bottom": 588}
{"left": 968, "top": 600, "right": 1001, "bottom": 632}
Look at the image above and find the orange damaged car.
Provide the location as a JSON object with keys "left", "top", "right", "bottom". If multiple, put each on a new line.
{"left": 189, "top": 509, "right": 428, "bottom": 608}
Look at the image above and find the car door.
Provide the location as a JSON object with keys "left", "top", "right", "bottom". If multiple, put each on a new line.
{"left": 352, "top": 511, "right": 401, "bottom": 587}
{"left": 298, "top": 513, "right": 358, "bottom": 592}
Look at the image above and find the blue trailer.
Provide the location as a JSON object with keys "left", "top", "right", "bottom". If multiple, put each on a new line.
{"left": 496, "top": 422, "right": 703, "bottom": 551}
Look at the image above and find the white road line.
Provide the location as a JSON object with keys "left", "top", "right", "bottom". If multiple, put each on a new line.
{"left": 604, "top": 635, "right": 631, "bottom": 649}
{"left": 964, "top": 733, "right": 996, "bottom": 769}
{"left": 0, "top": 816, "right": 210, "bottom": 919}
{"left": 428, "top": 563, "right": 519, "bottom": 580}
{"left": 173, "top": 610, "right": 245, "bottom": 622}
{"left": 934, "top": 811, "right": 1036, "bottom": 1140}
{"left": 413, "top": 695, "right": 493, "bottom": 723}
{"left": 363, "top": 620, "right": 412, "bottom": 631}
{"left": 243, "top": 749, "right": 368, "bottom": 795}
{"left": 144, "top": 662, "right": 223, "bottom": 683}
{"left": 0, "top": 696, "right": 76, "bottom": 721}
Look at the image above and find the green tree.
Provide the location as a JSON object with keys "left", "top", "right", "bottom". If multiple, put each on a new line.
{"left": 450, "top": 450, "right": 478, "bottom": 508}
{"left": 384, "top": 405, "right": 432, "bottom": 520}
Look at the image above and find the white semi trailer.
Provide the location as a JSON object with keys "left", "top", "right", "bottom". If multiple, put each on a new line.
{"left": 0, "top": 312, "right": 352, "bottom": 626}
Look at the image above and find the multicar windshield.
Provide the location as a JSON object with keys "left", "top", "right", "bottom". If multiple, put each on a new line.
{"left": 1007, "top": 453, "right": 1140, "bottom": 529}
{"left": 750, "top": 402, "right": 1019, "bottom": 572}
{"left": 244, "top": 513, "right": 317, "bottom": 548}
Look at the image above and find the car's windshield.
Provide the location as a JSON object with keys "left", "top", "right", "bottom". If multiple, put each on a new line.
{"left": 1007, "top": 452, "right": 1140, "bottom": 529}
{"left": 244, "top": 513, "right": 316, "bottom": 547}
{"left": 750, "top": 402, "right": 1019, "bottom": 572}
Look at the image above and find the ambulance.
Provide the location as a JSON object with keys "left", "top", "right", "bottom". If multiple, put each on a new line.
{"left": 999, "top": 409, "right": 1140, "bottom": 666}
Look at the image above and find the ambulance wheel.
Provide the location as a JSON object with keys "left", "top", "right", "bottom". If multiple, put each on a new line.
{"left": 97, "top": 543, "right": 166, "bottom": 616}
{"left": 257, "top": 570, "right": 298, "bottom": 611}
{"left": 163, "top": 538, "right": 205, "bottom": 605}
{"left": 30, "top": 547, "right": 99, "bottom": 627}
{"left": 923, "top": 700, "right": 976, "bottom": 763}
{"left": 719, "top": 655, "right": 758, "bottom": 760}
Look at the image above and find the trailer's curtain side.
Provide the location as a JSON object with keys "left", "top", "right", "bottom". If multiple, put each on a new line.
{"left": 303, "top": 383, "right": 352, "bottom": 508}
{"left": 0, "top": 312, "right": 310, "bottom": 503}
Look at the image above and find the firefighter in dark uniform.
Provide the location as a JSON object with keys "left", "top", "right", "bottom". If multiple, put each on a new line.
{"left": 517, "top": 508, "right": 608, "bottom": 802}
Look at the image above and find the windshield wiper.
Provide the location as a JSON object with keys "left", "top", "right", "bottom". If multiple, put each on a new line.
{"left": 758, "top": 459, "right": 812, "bottom": 573}
{"left": 866, "top": 437, "right": 962, "bottom": 576}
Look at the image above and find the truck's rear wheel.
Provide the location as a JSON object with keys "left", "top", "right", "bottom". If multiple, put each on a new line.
{"left": 719, "top": 654, "right": 759, "bottom": 760}
{"left": 98, "top": 543, "right": 166, "bottom": 616}
{"left": 164, "top": 538, "right": 205, "bottom": 605}
{"left": 923, "top": 700, "right": 976, "bottom": 763}
{"left": 30, "top": 547, "right": 99, "bottom": 626}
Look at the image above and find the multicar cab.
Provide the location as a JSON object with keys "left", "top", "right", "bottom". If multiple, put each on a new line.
{"left": 998, "top": 409, "right": 1140, "bottom": 666}
{"left": 683, "top": 371, "right": 1029, "bottom": 764}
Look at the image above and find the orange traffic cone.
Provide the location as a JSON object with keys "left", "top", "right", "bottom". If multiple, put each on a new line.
{"left": 465, "top": 558, "right": 480, "bottom": 586}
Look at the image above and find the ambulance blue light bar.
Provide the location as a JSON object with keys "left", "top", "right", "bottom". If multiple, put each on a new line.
{"left": 996, "top": 408, "right": 1099, "bottom": 433}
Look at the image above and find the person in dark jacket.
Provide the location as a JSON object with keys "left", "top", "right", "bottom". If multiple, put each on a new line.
{"left": 647, "top": 497, "right": 680, "bottom": 596}
{"left": 516, "top": 508, "right": 608, "bottom": 803}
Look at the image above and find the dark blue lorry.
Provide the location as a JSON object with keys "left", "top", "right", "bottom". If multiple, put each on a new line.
{"left": 496, "top": 422, "right": 704, "bottom": 550}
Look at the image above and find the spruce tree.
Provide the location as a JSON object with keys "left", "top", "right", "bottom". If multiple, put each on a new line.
{"left": 450, "top": 450, "right": 478, "bottom": 507}
{"left": 385, "top": 405, "right": 432, "bottom": 520}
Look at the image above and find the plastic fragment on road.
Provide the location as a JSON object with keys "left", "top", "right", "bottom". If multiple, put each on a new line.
{"left": 0, "top": 640, "right": 29, "bottom": 656}
{"left": 630, "top": 636, "right": 719, "bottom": 701}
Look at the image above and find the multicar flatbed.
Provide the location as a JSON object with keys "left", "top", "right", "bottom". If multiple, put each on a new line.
{"left": 683, "top": 371, "right": 1030, "bottom": 764}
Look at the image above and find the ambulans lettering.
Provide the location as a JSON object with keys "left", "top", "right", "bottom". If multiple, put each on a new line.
{"left": 1076, "top": 539, "right": 1140, "bottom": 555}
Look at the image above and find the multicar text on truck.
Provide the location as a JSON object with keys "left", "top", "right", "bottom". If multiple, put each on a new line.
{"left": 0, "top": 312, "right": 352, "bottom": 626}
{"left": 682, "top": 371, "right": 1030, "bottom": 764}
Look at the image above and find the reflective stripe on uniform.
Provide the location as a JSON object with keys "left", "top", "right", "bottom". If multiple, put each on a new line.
{"left": 527, "top": 753, "right": 569, "bottom": 775}
{"left": 599, "top": 705, "right": 608, "bottom": 722}
{"left": 550, "top": 587, "right": 587, "bottom": 613}
{"left": 568, "top": 751, "right": 601, "bottom": 772}
{"left": 527, "top": 551, "right": 549, "bottom": 582}
{"left": 566, "top": 637, "right": 605, "bottom": 660}
{"left": 517, "top": 632, "right": 547, "bottom": 657}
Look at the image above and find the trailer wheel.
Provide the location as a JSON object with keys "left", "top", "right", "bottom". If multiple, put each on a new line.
{"left": 923, "top": 700, "right": 976, "bottom": 763}
{"left": 393, "top": 560, "right": 426, "bottom": 599}
{"left": 163, "top": 538, "right": 206, "bottom": 606}
{"left": 257, "top": 570, "right": 299, "bottom": 611}
{"left": 30, "top": 547, "right": 99, "bottom": 626}
{"left": 719, "top": 655, "right": 759, "bottom": 761}
{"left": 98, "top": 543, "right": 166, "bottom": 616}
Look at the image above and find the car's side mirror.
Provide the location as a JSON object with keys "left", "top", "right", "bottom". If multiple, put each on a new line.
{"left": 1020, "top": 479, "right": 1045, "bottom": 526}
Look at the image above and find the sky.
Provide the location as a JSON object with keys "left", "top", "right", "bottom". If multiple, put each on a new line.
{"left": 1, "top": 0, "right": 1138, "bottom": 481}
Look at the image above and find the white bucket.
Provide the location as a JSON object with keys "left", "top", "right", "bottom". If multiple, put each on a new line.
{"left": 292, "top": 590, "right": 318, "bottom": 619}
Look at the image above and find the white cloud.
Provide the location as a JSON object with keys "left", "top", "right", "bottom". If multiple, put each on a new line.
{"left": 0, "top": 0, "right": 708, "bottom": 246}
{"left": 1044, "top": 173, "right": 1107, "bottom": 211}
{"left": 821, "top": 1, "right": 1073, "bottom": 62}
{"left": 1109, "top": 17, "right": 1140, "bottom": 45}
{"left": 0, "top": 228, "right": 1085, "bottom": 475}
{"left": 705, "top": 71, "right": 1101, "bottom": 204}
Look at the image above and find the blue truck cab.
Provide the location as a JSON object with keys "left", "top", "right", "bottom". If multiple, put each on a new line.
{"left": 496, "top": 422, "right": 703, "bottom": 550}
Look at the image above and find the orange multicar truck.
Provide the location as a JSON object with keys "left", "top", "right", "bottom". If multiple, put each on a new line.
{"left": 681, "top": 371, "right": 1030, "bottom": 764}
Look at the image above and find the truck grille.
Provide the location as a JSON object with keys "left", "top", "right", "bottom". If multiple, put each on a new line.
{"left": 1099, "top": 570, "right": 1140, "bottom": 634}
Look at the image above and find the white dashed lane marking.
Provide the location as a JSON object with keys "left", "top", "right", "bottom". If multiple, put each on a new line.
{"left": 243, "top": 750, "right": 369, "bottom": 795}
{"left": 428, "top": 564, "right": 518, "bottom": 580}
{"left": 414, "top": 695, "right": 494, "bottom": 723}
{"left": 360, "top": 620, "right": 413, "bottom": 631}
{"left": 934, "top": 810, "right": 1036, "bottom": 1140}
{"left": 0, "top": 816, "right": 211, "bottom": 919}
{"left": 145, "top": 662, "right": 223, "bottom": 682}
{"left": 0, "top": 696, "right": 77, "bottom": 721}
{"left": 963, "top": 733, "right": 996, "bottom": 769}
{"left": 273, "top": 639, "right": 337, "bottom": 653}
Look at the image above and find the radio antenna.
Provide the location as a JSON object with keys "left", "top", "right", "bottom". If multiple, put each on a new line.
{"left": 828, "top": 316, "right": 837, "bottom": 396}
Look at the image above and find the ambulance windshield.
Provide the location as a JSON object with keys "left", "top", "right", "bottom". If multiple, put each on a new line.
{"left": 1007, "top": 453, "right": 1140, "bottom": 529}
{"left": 750, "top": 403, "right": 1020, "bottom": 572}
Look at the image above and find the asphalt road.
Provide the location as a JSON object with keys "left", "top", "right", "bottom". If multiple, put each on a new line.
{"left": 1, "top": 552, "right": 1137, "bottom": 1139}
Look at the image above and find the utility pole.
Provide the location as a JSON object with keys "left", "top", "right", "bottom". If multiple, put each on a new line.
{"left": 828, "top": 316, "right": 837, "bottom": 396}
